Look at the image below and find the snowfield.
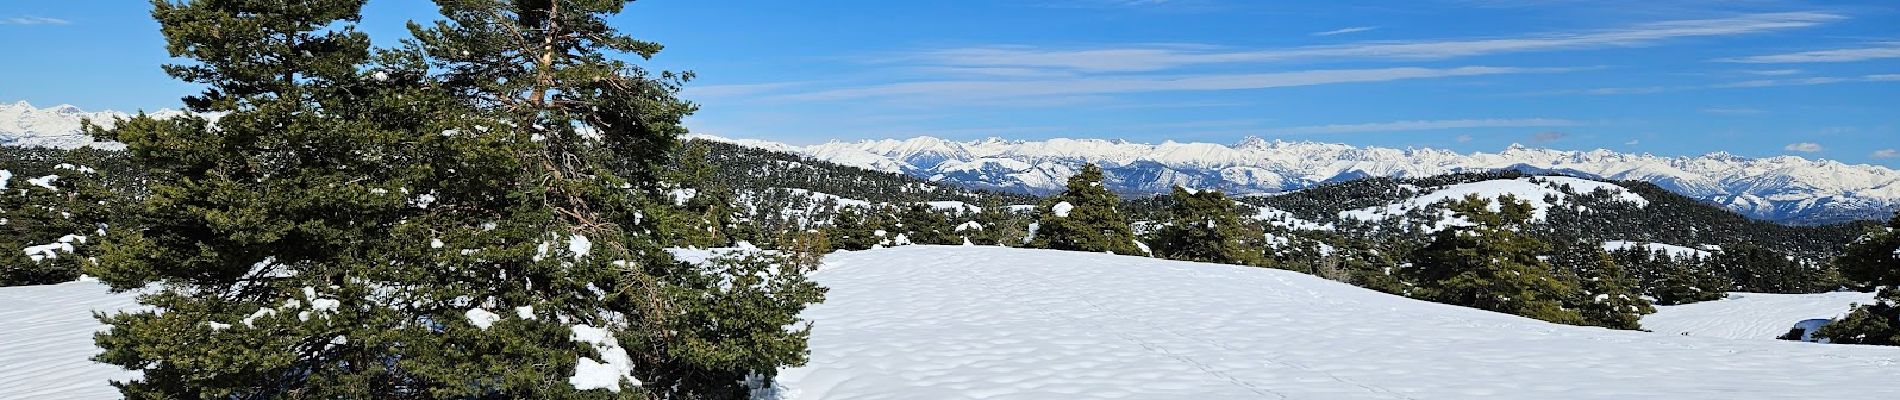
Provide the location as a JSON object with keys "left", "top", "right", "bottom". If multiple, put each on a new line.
{"left": 1642, "top": 291, "right": 1877, "bottom": 340}
{"left": 768, "top": 246, "right": 1899, "bottom": 399}
{"left": 0, "top": 280, "right": 141, "bottom": 400}
{"left": 7, "top": 247, "right": 1900, "bottom": 399}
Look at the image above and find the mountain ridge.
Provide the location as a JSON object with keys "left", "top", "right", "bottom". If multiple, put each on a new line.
{"left": 692, "top": 134, "right": 1900, "bottom": 225}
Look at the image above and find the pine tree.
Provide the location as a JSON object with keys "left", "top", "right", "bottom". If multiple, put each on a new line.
{"left": 967, "top": 199, "right": 1029, "bottom": 246}
{"left": 1710, "top": 242, "right": 1826, "bottom": 293}
{"left": 825, "top": 207, "right": 883, "bottom": 251}
{"left": 1405, "top": 194, "right": 1582, "bottom": 324}
{"left": 1150, "top": 187, "right": 1258, "bottom": 265}
{"left": 0, "top": 159, "right": 111, "bottom": 286}
{"left": 1814, "top": 212, "right": 1900, "bottom": 345}
{"left": 663, "top": 141, "right": 737, "bottom": 247}
{"left": 1550, "top": 242, "right": 1654, "bottom": 330}
{"left": 87, "top": 1, "right": 822, "bottom": 398}
{"left": 894, "top": 204, "right": 956, "bottom": 245}
{"left": 1027, "top": 164, "right": 1142, "bottom": 255}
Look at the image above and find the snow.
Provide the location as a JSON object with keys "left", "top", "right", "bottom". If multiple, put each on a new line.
{"left": 568, "top": 324, "right": 641, "bottom": 391}
{"left": 0, "top": 281, "right": 142, "bottom": 400}
{"left": 464, "top": 308, "right": 501, "bottom": 330}
{"left": 1642, "top": 291, "right": 1877, "bottom": 339}
{"left": 1341, "top": 176, "right": 1647, "bottom": 226}
{"left": 703, "top": 134, "right": 1900, "bottom": 222}
{"left": 1249, "top": 204, "right": 1334, "bottom": 231}
{"left": 1050, "top": 201, "right": 1073, "bottom": 218}
{"left": 9, "top": 248, "right": 1900, "bottom": 398}
{"left": 923, "top": 201, "right": 980, "bottom": 213}
{"left": 568, "top": 234, "right": 592, "bottom": 258}
{"left": 1602, "top": 241, "right": 1713, "bottom": 259}
{"left": 768, "top": 246, "right": 1900, "bottom": 399}
{"left": 28, "top": 174, "right": 59, "bottom": 190}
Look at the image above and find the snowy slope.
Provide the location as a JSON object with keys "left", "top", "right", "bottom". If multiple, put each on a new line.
{"left": 768, "top": 246, "right": 1900, "bottom": 399}
{"left": 0, "top": 280, "right": 141, "bottom": 400}
{"left": 7, "top": 248, "right": 1900, "bottom": 399}
{"left": 1339, "top": 176, "right": 1646, "bottom": 227}
{"left": 697, "top": 134, "right": 1900, "bottom": 224}
{"left": 1642, "top": 291, "right": 1877, "bottom": 340}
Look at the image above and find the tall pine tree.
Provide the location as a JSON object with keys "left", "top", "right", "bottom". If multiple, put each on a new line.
{"left": 1027, "top": 164, "right": 1142, "bottom": 255}
{"left": 87, "top": 1, "right": 822, "bottom": 398}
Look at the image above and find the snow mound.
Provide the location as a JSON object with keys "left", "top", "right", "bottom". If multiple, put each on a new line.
{"left": 771, "top": 246, "right": 1899, "bottom": 399}
{"left": 1643, "top": 291, "right": 1877, "bottom": 340}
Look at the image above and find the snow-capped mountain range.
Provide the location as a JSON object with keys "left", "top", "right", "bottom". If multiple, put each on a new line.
{"left": 0, "top": 101, "right": 207, "bottom": 150}
{"left": 698, "top": 134, "right": 1900, "bottom": 225}
{"left": 3, "top": 101, "right": 1895, "bottom": 224}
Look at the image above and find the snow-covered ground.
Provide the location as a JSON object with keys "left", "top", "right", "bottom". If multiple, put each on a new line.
{"left": 1642, "top": 291, "right": 1877, "bottom": 340}
{"left": 8, "top": 247, "right": 1900, "bottom": 399}
{"left": 0, "top": 280, "right": 141, "bottom": 400}
{"left": 770, "top": 246, "right": 1900, "bottom": 399}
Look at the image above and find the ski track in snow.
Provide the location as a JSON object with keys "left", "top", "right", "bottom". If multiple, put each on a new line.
{"left": 0, "top": 281, "right": 142, "bottom": 400}
{"left": 771, "top": 246, "right": 1900, "bottom": 399}
{"left": 1642, "top": 291, "right": 1878, "bottom": 340}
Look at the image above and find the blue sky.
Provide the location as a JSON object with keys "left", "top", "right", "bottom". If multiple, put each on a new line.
{"left": 2, "top": 1, "right": 1897, "bottom": 166}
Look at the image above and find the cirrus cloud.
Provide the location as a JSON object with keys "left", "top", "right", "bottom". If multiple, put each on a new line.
{"left": 1783, "top": 142, "right": 1824, "bottom": 152}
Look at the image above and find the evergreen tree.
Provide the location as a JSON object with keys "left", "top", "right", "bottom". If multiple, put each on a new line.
{"left": 1550, "top": 242, "right": 1654, "bottom": 330}
{"left": 825, "top": 207, "right": 883, "bottom": 251}
{"left": 967, "top": 199, "right": 1029, "bottom": 246}
{"left": 1814, "top": 212, "right": 1900, "bottom": 345}
{"left": 1027, "top": 164, "right": 1142, "bottom": 255}
{"left": 663, "top": 142, "right": 738, "bottom": 248}
{"left": 1149, "top": 187, "right": 1258, "bottom": 265}
{"left": 0, "top": 160, "right": 111, "bottom": 286}
{"left": 894, "top": 204, "right": 956, "bottom": 245}
{"left": 87, "top": 1, "right": 822, "bottom": 398}
{"left": 1710, "top": 242, "right": 1827, "bottom": 293}
{"left": 1404, "top": 195, "right": 1582, "bottom": 324}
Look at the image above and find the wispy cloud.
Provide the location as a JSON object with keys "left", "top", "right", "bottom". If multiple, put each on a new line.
{"left": 1529, "top": 131, "right": 1569, "bottom": 143}
{"left": 1717, "top": 43, "right": 1900, "bottom": 63}
{"left": 1312, "top": 26, "right": 1379, "bottom": 37}
{"left": 1740, "top": 69, "right": 1803, "bottom": 76}
{"left": 1784, "top": 142, "right": 1824, "bottom": 152}
{"left": 0, "top": 16, "right": 70, "bottom": 25}
{"left": 1701, "top": 107, "right": 1763, "bottom": 115}
{"left": 680, "top": 82, "right": 809, "bottom": 99}
{"left": 777, "top": 66, "right": 1569, "bottom": 101}
{"left": 1583, "top": 86, "right": 1668, "bottom": 95}
{"left": 908, "top": 12, "right": 1838, "bottom": 72}
{"left": 1261, "top": 118, "right": 1580, "bottom": 135}
{"left": 1874, "top": 149, "right": 1898, "bottom": 159}
{"left": 1714, "top": 74, "right": 1898, "bottom": 88}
